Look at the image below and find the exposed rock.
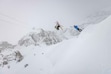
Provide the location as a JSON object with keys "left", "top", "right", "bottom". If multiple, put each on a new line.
{"left": 18, "top": 29, "right": 62, "bottom": 47}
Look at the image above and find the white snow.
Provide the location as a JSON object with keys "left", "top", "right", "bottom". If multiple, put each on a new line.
{"left": 0, "top": 1, "right": 111, "bottom": 74}
{"left": 51, "top": 15, "right": 111, "bottom": 74}
{"left": 0, "top": 14, "right": 111, "bottom": 74}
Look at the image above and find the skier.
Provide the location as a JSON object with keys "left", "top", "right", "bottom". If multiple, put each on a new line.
{"left": 74, "top": 25, "right": 82, "bottom": 32}
{"left": 55, "top": 21, "right": 63, "bottom": 30}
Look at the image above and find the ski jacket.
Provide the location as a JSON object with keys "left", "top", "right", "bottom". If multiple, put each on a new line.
{"left": 74, "top": 25, "right": 79, "bottom": 30}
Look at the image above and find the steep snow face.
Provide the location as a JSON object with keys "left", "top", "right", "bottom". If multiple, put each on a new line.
{"left": 52, "top": 16, "right": 111, "bottom": 74}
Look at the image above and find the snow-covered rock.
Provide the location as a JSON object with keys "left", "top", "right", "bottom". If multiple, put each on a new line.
{"left": 0, "top": 50, "right": 23, "bottom": 67}
{"left": 0, "top": 41, "right": 15, "bottom": 52}
{"left": 18, "top": 29, "right": 62, "bottom": 46}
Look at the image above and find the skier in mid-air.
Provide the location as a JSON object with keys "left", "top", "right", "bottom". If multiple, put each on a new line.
{"left": 74, "top": 25, "right": 82, "bottom": 32}
{"left": 55, "top": 21, "right": 63, "bottom": 30}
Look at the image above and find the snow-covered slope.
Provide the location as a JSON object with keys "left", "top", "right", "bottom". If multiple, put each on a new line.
{"left": 1, "top": 15, "right": 111, "bottom": 74}
{"left": 0, "top": 9, "right": 111, "bottom": 74}
{"left": 51, "top": 15, "right": 111, "bottom": 74}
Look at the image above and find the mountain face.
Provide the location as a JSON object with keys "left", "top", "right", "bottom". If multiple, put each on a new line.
{"left": 0, "top": 9, "right": 111, "bottom": 71}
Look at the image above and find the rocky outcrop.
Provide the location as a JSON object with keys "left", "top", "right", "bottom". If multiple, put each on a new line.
{"left": 18, "top": 29, "right": 62, "bottom": 46}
